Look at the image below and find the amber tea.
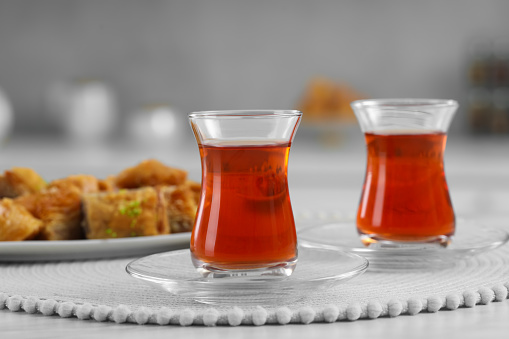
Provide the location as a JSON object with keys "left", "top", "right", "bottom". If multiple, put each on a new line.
{"left": 191, "top": 141, "right": 297, "bottom": 268}
{"left": 357, "top": 132, "right": 455, "bottom": 244}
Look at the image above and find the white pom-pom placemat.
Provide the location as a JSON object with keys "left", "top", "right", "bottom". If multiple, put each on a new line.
{"left": 1, "top": 217, "right": 509, "bottom": 326}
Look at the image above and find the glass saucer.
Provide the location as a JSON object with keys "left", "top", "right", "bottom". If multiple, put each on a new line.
{"left": 298, "top": 219, "right": 509, "bottom": 270}
{"left": 126, "top": 245, "right": 368, "bottom": 306}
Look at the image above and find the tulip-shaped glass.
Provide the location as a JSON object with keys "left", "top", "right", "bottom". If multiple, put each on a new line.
{"left": 351, "top": 99, "right": 458, "bottom": 247}
{"left": 189, "top": 110, "right": 302, "bottom": 278}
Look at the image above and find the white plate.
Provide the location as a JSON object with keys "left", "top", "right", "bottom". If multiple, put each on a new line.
{"left": 126, "top": 245, "right": 368, "bottom": 306}
{"left": 298, "top": 219, "right": 509, "bottom": 270}
{"left": 0, "top": 233, "right": 191, "bottom": 262}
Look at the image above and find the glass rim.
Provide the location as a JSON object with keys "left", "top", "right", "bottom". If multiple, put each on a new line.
{"left": 189, "top": 110, "right": 302, "bottom": 119}
{"left": 351, "top": 98, "right": 458, "bottom": 109}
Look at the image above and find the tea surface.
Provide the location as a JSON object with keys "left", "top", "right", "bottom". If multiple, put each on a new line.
{"left": 357, "top": 132, "right": 455, "bottom": 242}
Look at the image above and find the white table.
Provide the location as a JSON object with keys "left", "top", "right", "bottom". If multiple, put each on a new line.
{"left": 2, "top": 301, "right": 509, "bottom": 339}
{"left": 0, "top": 134, "right": 508, "bottom": 338}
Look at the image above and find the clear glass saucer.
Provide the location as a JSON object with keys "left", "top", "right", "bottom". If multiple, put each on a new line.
{"left": 126, "top": 245, "right": 368, "bottom": 306}
{"left": 298, "top": 219, "right": 509, "bottom": 270}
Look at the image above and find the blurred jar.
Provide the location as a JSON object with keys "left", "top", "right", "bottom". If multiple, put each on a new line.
{"left": 467, "top": 41, "right": 492, "bottom": 87}
{"left": 126, "top": 104, "right": 183, "bottom": 148}
{"left": 492, "top": 39, "right": 509, "bottom": 87}
{"left": 467, "top": 88, "right": 492, "bottom": 133}
{"left": 0, "top": 87, "right": 13, "bottom": 144}
{"left": 492, "top": 88, "right": 509, "bottom": 133}
{"left": 48, "top": 80, "right": 118, "bottom": 143}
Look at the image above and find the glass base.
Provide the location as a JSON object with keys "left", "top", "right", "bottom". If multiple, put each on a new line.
{"left": 191, "top": 253, "right": 298, "bottom": 279}
{"left": 359, "top": 233, "right": 452, "bottom": 249}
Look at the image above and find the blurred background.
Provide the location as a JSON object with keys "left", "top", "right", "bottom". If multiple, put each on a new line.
{"left": 1, "top": 0, "right": 509, "bottom": 138}
{"left": 0, "top": 0, "right": 507, "bottom": 218}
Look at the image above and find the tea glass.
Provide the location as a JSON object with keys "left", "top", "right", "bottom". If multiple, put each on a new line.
{"left": 189, "top": 110, "right": 302, "bottom": 278}
{"left": 351, "top": 99, "right": 458, "bottom": 247}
